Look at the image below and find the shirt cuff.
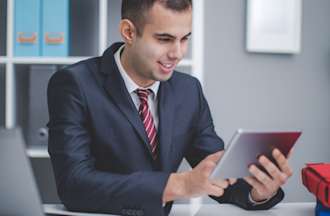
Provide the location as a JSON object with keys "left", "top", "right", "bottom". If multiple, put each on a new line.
{"left": 248, "top": 191, "right": 277, "bottom": 205}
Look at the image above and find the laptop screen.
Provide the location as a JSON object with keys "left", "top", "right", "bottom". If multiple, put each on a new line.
{"left": 0, "top": 128, "right": 45, "bottom": 216}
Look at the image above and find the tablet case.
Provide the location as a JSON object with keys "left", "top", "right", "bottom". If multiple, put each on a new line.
{"left": 302, "top": 163, "right": 330, "bottom": 208}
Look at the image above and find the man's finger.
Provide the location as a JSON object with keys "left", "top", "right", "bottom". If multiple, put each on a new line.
{"left": 205, "top": 151, "right": 224, "bottom": 163}
{"left": 258, "top": 155, "right": 284, "bottom": 184}
{"left": 243, "top": 176, "right": 264, "bottom": 193}
{"left": 210, "top": 179, "right": 229, "bottom": 189}
{"left": 207, "top": 184, "right": 225, "bottom": 197}
{"left": 272, "top": 149, "right": 293, "bottom": 177}
{"left": 201, "top": 160, "right": 217, "bottom": 177}
{"left": 227, "top": 178, "right": 237, "bottom": 185}
{"left": 248, "top": 164, "right": 273, "bottom": 186}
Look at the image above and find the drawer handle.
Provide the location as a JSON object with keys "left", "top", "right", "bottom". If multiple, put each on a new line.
{"left": 17, "top": 32, "right": 37, "bottom": 44}
{"left": 45, "top": 32, "right": 65, "bottom": 44}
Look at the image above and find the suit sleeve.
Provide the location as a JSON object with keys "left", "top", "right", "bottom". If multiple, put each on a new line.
{"left": 184, "top": 78, "right": 284, "bottom": 210}
{"left": 47, "top": 69, "right": 170, "bottom": 216}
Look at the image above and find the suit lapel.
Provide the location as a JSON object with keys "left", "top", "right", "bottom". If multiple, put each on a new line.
{"left": 157, "top": 81, "right": 174, "bottom": 172}
{"left": 100, "top": 43, "right": 153, "bottom": 157}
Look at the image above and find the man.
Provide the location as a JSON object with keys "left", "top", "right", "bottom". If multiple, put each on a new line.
{"left": 47, "top": 1, "right": 292, "bottom": 215}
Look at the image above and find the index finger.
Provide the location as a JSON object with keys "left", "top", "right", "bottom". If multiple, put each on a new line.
{"left": 206, "top": 151, "right": 224, "bottom": 163}
{"left": 273, "top": 148, "right": 293, "bottom": 177}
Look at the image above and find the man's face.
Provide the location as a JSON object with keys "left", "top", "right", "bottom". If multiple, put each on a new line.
{"left": 128, "top": 3, "right": 192, "bottom": 86}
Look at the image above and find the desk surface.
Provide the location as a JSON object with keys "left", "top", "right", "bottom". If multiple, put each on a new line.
{"left": 44, "top": 202, "right": 315, "bottom": 216}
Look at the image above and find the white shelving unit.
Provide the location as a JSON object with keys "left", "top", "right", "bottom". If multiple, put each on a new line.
{"left": 2, "top": 0, "right": 204, "bottom": 152}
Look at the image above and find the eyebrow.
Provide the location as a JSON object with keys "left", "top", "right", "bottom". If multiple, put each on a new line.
{"left": 154, "top": 32, "right": 192, "bottom": 39}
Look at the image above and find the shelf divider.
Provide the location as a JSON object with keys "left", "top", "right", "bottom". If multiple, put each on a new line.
{"left": 99, "top": 0, "right": 108, "bottom": 55}
{"left": 5, "top": 63, "right": 15, "bottom": 128}
{"left": 11, "top": 56, "right": 92, "bottom": 65}
{"left": 192, "top": 0, "right": 204, "bottom": 86}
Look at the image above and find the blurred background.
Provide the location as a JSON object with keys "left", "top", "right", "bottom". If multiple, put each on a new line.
{"left": 0, "top": 0, "right": 329, "bottom": 205}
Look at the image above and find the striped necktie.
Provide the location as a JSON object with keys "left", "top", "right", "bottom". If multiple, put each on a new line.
{"left": 136, "top": 89, "right": 158, "bottom": 159}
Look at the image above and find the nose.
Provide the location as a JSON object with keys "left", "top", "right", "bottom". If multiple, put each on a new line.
{"left": 168, "top": 42, "right": 184, "bottom": 60}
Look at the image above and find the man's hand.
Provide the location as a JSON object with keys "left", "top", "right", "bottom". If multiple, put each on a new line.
{"left": 183, "top": 151, "right": 228, "bottom": 198}
{"left": 163, "top": 151, "right": 235, "bottom": 203}
{"left": 244, "top": 148, "right": 293, "bottom": 202}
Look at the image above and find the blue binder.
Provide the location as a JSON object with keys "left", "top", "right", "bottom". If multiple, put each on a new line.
{"left": 14, "top": 0, "right": 41, "bottom": 56}
{"left": 41, "top": 0, "right": 69, "bottom": 56}
{"left": 316, "top": 200, "right": 330, "bottom": 216}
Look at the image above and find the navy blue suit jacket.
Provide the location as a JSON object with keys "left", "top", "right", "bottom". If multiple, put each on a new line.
{"left": 47, "top": 43, "right": 284, "bottom": 216}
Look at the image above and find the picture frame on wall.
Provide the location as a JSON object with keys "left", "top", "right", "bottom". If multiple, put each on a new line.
{"left": 246, "top": 0, "right": 302, "bottom": 54}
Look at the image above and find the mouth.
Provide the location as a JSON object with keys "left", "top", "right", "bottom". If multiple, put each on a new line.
{"left": 158, "top": 61, "right": 176, "bottom": 74}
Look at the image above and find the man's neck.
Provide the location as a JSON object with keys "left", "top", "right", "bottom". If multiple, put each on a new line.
{"left": 120, "top": 46, "right": 155, "bottom": 88}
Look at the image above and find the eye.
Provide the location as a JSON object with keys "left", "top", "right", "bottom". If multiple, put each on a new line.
{"left": 181, "top": 36, "right": 190, "bottom": 42}
{"left": 158, "top": 38, "right": 172, "bottom": 43}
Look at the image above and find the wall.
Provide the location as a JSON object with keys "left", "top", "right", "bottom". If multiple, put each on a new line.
{"left": 203, "top": 0, "right": 330, "bottom": 202}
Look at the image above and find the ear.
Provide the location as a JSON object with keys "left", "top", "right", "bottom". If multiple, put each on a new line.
{"left": 119, "top": 19, "right": 137, "bottom": 45}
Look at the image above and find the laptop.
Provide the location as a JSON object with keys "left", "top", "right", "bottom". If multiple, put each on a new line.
{"left": 0, "top": 128, "right": 63, "bottom": 215}
{"left": 0, "top": 128, "right": 116, "bottom": 216}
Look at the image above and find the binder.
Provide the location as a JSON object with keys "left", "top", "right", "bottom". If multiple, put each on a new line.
{"left": 14, "top": 0, "right": 41, "bottom": 56}
{"left": 41, "top": 0, "right": 69, "bottom": 56}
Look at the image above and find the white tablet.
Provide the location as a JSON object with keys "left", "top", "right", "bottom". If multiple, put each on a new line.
{"left": 210, "top": 129, "right": 302, "bottom": 180}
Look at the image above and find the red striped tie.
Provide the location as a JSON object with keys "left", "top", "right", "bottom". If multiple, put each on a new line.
{"left": 136, "top": 89, "right": 158, "bottom": 159}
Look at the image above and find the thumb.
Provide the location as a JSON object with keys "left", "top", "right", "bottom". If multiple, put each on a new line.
{"left": 206, "top": 151, "right": 224, "bottom": 164}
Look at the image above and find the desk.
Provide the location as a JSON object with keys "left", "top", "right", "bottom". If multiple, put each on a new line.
{"left": 172, "top": 202, "right": 315, "bottom": 216}
{"left": 44, "top": 202, "right": 315, "bottom": 216}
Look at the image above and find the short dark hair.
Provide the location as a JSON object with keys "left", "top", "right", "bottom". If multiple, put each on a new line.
{"left": 121, "top": 0, "right": 192, "bottom": 36}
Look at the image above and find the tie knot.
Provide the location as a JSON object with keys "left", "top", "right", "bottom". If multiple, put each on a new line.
{"left": 136, "top": 89, "right": 151, "bottom": 102}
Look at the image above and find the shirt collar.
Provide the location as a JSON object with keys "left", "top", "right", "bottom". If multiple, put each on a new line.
{"left": 114, "top": 45, "right": 160, "bottom": 99}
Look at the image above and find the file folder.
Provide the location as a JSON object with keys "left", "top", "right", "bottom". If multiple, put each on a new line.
{"left": 41, "top": 0, "right": 69, "bottom": 56}
{"left": 14, "top": 0, "right": 41, "bottom": 56}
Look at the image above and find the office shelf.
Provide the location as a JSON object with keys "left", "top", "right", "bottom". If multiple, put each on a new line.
{"left": 12, "top": 56, "right": 92, "bottom": 65}
{"left": 1, "top": 0, "right": 205, "bottom": 206}
{"left": 1, "top": 0, "right": 204, "bottom": 152}
{"left": 2, "top": 0, "right": 204, "bottom": 133}
{"left": 0, "top": 57, "right": 8, "bottom": 63}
